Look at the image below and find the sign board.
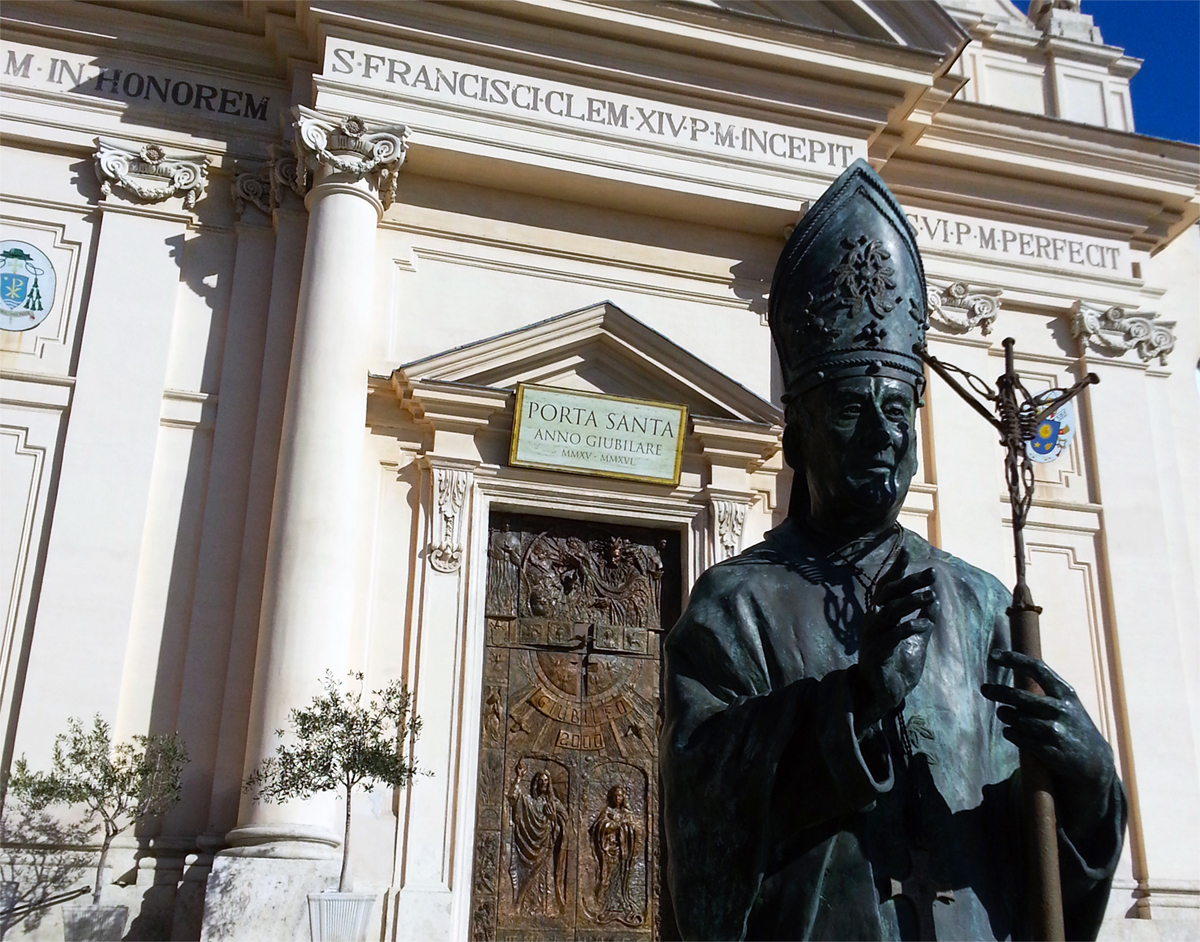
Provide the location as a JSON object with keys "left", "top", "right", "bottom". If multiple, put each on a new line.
{"left": 510, "top": 385, "right": 687, "bottom": 486}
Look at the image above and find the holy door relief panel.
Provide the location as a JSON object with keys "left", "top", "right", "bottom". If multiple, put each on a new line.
{"left": 471, "top": 514, "right": 680, "bottom": 942}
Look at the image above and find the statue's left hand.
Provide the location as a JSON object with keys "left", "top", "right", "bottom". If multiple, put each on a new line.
{"left": 982, "top": 650, "right": 1116, "bottom": 831}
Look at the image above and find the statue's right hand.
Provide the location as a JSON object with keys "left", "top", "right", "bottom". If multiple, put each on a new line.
{"left": 853, "top": 547, "right": 938, "bottom": 732}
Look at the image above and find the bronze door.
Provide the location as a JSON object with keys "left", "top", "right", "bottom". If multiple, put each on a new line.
{"left": 470, "top": 513, "right": 680, "bottom": 942}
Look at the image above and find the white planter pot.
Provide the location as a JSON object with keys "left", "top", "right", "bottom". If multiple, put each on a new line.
{"left": 61, "top": 903, "right": 129, "bottom": 942}
{"left": 306, "top": 892, "right": 375, "bottom": 942}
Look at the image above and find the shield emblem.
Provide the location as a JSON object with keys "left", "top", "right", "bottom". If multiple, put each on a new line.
{"left": 1025, "top": 389, "right": 1075, "bottom": 464}
{"left": 1029, "top": 419, "right": 1061, "bottom": 456}
{"left": 0, "top": 272, "right": 28, "bottom": 310}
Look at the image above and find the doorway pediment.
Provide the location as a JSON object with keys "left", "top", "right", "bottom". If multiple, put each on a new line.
{"left": 391, "top": 301, "right": 782, "bottom": 426}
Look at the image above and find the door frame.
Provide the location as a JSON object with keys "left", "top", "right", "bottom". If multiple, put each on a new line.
{"left": 449, "top": 470, "right": 706, "bottom": 940}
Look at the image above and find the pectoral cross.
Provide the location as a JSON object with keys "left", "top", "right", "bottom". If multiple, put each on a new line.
{"left": 884, "top": 848, "right": 954, "bottom": 942}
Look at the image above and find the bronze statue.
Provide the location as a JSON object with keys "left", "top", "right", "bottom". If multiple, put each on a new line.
{"left": 660, "top": 160, "right": 1125, "bottom": 941}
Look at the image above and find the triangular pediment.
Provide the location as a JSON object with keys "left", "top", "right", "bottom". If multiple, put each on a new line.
{"left": 393, "top": 301, "right": 782, "bottom": 426}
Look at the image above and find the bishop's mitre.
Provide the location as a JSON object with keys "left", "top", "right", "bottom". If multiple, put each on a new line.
{"left": 768, "top": 159, "right": 929, "bottom": 401}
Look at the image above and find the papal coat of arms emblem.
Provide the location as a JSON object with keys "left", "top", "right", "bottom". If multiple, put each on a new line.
{"left": 1026, "top": 388, "right": 1076, "bottom": 464}
{"left": 0, "top": 240, "right": 57, "bottom": 332}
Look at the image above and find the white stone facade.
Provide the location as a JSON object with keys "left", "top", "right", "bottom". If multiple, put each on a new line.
{"left": 0, "top": 2, "right": 1196, "bottom": 940}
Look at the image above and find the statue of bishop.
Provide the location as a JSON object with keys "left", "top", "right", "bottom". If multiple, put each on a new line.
{"left": 660, "top": 160, "right": 1125, "bottom": 941}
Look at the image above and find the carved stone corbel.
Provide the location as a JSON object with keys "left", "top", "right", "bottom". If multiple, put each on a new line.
{"left": 429, "top": 466, "right": 470, "bottom": 573}
{"left": 712, "top": 498, "right": 749, "bottom": 563}
{"left": 231, "top": 163, "right": 272, "bottom": 216}
{"left": 1072, "top": 302, "right": 1175, "bottom": 365}
{"left": 927, "top": 282, "right": 1001, "bottom": 336}
{"left": 291, "top": 108, "right": 409, "bottom": 208}
{"left": 94, "top": 139, "right": 209, "bottom": 209}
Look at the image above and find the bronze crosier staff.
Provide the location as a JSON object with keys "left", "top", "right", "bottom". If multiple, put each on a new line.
{"left": 916, "top": 337, "right": 1098, "bottom": 942}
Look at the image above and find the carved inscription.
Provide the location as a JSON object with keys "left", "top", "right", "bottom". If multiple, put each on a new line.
{"left": 470, "top": 514, "right": 678, "bottom": 941}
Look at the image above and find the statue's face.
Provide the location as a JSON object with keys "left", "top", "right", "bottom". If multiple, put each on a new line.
{"left": 533, "top": 771, "right": 551, "bottom": 796}
{"left": 790, "top": 376, "right": 917, "bottom": 531}
{"left": 610, "top": 785, "right": 626, "bottom": 808}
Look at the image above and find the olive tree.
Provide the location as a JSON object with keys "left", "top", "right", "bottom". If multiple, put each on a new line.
{"left": 244, "top": 672, "right": 421, "bottom": 893}
{"left": 8, "top": 715, "right": 188, "bottom": 906}
{"left": 0, "top": 797, "right": 94, "bottom": 935}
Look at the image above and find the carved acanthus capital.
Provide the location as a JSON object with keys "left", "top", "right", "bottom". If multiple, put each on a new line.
{"left": 927, "top": 282, "right": 1001, "bottom": 336}
{"left": 291, "top": 107, "right": 409, "bottom": 208}
{"left": 430, "top": 466, "right": 470, "bottom": 573}
{"left": 1072, "top": 302, "right": 1175, "bottom": 365}
{"left": 711, "top": 498, "right": 749, "bottom": 563}
{"left": 94, "top": 139, "right": 209, "bottom": 210}
{"left": 231, "top": 163, "right": 272, "bottom": 217}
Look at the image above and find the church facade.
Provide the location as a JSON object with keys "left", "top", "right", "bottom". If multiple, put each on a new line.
{"left": 0, "top": 1, "right": 1196, "bottom": 939}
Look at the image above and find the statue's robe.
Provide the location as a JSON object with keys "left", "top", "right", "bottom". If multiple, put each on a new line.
{"left": 661, "top": 519, "right": 1125, "bottom": 941}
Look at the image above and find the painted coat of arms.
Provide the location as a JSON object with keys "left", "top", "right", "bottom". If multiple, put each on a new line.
{"left": 1026, "top": 388, "right": 1076, "bottom": 464}
{"left": 0, "top": 240, "right": 57, "bottom": 332}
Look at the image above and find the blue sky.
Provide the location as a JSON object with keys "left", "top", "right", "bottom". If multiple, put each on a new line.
{"left": 1010, "top": 1, "right": 1200, "bottom": 143}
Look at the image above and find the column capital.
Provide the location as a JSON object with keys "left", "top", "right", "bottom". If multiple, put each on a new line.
{"left": 230, "top": 162, "right": 272, "bottom": 219}
{"left": 291, "top": 106, "right": 409, "bottom": 209}
{"left": 927, "top": 281, "right": 1001, "bottom": 337}
{"left": 269, "top": 147, "right": 303, "bottom": 213}
{"left": 1071, "top": 300, "right": 1176, "bottom": 366}
{"left": 94, "top": 138, "right": 209, "bottom": 211}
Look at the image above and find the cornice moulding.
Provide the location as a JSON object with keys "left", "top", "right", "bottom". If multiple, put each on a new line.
{"left": 1041, "top": 35, "right": 1138, "bottom": 71}
{"left": 0, "top": 1, "right": 286, "bottom": 80}
{"left": 930, "top": 102, "right": 1200, "bottom": 176}
{"left": 329, "top": 0, "right": 954, "bottom": 65}
{"left": 306, "top": 2, "right": 954, "bottom": 104}
{"left": 883, "top": 153, "right": 1198, "bottom": 253}
{"left": 312, "top": 22, "right": 906, "bottom": 142}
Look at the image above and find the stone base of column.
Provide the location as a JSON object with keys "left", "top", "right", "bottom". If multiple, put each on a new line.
{"left": 200, "top": 855, "right": 341, "bottom": 942}
{"left": 390, "top": 886, "right": 454, "bottom": 941}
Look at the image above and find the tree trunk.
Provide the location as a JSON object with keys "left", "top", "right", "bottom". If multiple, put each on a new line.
{"left": 338, "top": 786, "right": 352, "bottom": 892}
{"left": 93, "top": 831, "right": 114, "bottom": 905}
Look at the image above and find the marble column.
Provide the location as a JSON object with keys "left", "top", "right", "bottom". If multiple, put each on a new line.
{"left": 205, "top": 152, "right": 309, "bottom": 844}
{"left": 223, "top": 109, "right": 409, "bottom": 860}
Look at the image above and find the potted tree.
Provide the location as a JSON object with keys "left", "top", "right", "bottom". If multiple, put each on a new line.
{"left": 244, "top": 672, "right": 421, "bottom": 942}
{"left": 0, "top": 795, "right": 94, "bottom": 938}
{"left": 7, "top": 715, "right": 187, "bottom": 941}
